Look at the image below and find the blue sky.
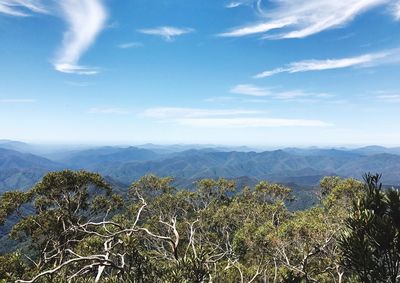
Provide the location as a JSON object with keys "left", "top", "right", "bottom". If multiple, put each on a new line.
{"left": 0, "top": 0, "right": 400, "bottom": 146}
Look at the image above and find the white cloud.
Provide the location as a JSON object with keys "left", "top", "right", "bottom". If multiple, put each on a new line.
{"left": 392, "top": 1, "right": 400, "bottom": 20}
{"left": 0, "top": 0, "right": 47, "bottom": 16}
{"left": 219, "top": 0, "right": 391, "bottom": 39}
{"left": 53, "top": 0, "right": 107, "bottom": 75}
{"left": 138, "top": 26, "right": 194, "bottom": 41}
{"left": 143, "top": 107, "right": 260, "bottom": 119}
{"left": 225, "top": 0, "right": 263, "bottom": 11}
{"left": 230, "top": 84, "right": 270, "bottom": 96}
{"left": 0, "top": 0, "right": 107, "bottom": 75}
{"left": 377, "top": 94, "right": 400, "bottom": 103}
{"left": 255, "top": 50, "right": 396, "bottom": 78}
{"left": 273, "top": 90, "right": 333, "bottom": 100}
{"left": 88, "top": 107, "right": 130, "bottom": 114}
{"left": 117, "top": 42, "right": 143, "bottom": 49}
{"left": 0, "top": 98, "right": 36, "bottom": 103}
{"left": 219, "top": 19, "right": 294, "bottom": 37}
{"left": 226, "top": 2, "right": 242, "bottom": 8}
{"left": 225, "top": 0, "right": 254, "bottom": 8}
{"left": 229, "top": 86, "right": 333, "bottom": 101}
{"left": 204, "top": 96, "right": 238, "bottom": 103}
{"left": 177, "top": 118, "right": 331, "bottom": 128}
{"left": 65, "top": 81, "right": 92, "bottom": 87}
{"left": 143, "top": 107, "right": 331, "bottom": 128}
{"left": 54, "top": 64, "right": 100, "bottom": 75}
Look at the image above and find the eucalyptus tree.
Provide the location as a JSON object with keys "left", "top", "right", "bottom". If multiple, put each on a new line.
{"left": 0, "top": 170, "right": 122, "bottom": 282}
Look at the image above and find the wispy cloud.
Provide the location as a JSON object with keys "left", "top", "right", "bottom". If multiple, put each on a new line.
{"left": 225, "top": 2, "right": 242, "bottom": 8}
{"left": 0, "top": 1, "right": 107, "bottom": 75}
{"left": 138, "top": 26, "right": 194, "bottom": 41}
{"left": 88, "top": 107, "right": 130, "bottom": 114}
{"left": 255, "top": 49, "right": 398, "bottom": 78}
{"left": 225, "top": 0, "right": 263, "bottom": 11}
{"left": 0, "top": 98, "right": 36, "bottom": 103}
{"left": 392, "top": 1, "right": 400, "bottom": 20}
{"left": 143, "top": 107, "right": 260, "bottom": 119}
{"left": 53, "top": 0, "right": 107, "bottom": 75}
{"left": 377, "top": 94, "right": 400, "bottom": 103}
{"left": 230, "top": 85, "right": 333, "bottom": 102}
{"left": 0, "top": 0, "right": 47, "bottom": 16}
{"left": 225, "top": 0, "right": 255, "bottom": 8}
{"left": 273, "top": 90, "right": 333, "bottom": 100}
{"left": 204, "top": 96, "right": 238, "bottom": 103}
{"left": 117, "top": 42, "right": 143, "bottom": 49}
{"left": 177, "top": 118, "right": 331, "bottom": 128}
{"left": 143, "top": 107, "right": 331, "bottom": 128}
{"left": 230, "top": 84, "right": 270, "bottom": 96}
{"left": 219, "top": 0, "right": 392, "bottom": 39}
{"left": 219, "top": 19, "right": 293, "bottom": 37}
{"left": 65, "top": 81, "right": 93, "bottom": 87}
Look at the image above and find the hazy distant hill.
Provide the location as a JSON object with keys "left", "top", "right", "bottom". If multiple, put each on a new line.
{"left": 2, "top": 141, "right": 400, "bottom": 195}
{"left": 336, "top": 153, "right": 400, "bottom": 184}
{"left": 56, "top": 146, "right": 161, "bottom": 169}
{"left": 283, "top": 148, "right": 363, "bottom": 158}
{"left": 351, "top": 146, "right": 400, "bottom": 156}
{"left": 137, "top": 143, "right": 257, "bottom": 154}
{"left": 77, "top": 149, "right": 400, "bottom": 186}
{"left": 0, "top": 148, "right": 62, "bottom": 192}
{"left": 0, "top": 140, "right": 31, "bottom": 152}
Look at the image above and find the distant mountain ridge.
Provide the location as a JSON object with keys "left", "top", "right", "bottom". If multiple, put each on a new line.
{"left": 0, "top": 148, "right": 62, "bottom": 191}
{"left": 88, "top": 149, "right": 400, "bottom": 186}
{"left": 57, "top": 146, "right": 161, "bottom": 169}
{"left": 1, "top": 141, "right": 400, "bottom": 195}
{"left": 0, "top": 140, "right": 31, "bottom": 152}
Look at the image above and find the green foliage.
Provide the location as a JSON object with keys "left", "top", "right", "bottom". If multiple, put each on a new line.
{"left": 0, "top": 251, "right": 27, "bottom": 282}
{"left": 130, "top": 174, "right": 175, "bottom": 199}
{"left": 339, "top": 173, "right": 400, "bottom": 283}
{"left": 320, "top": 176, "right": 364, "bottom": 210}
{"left": 0, "top": 171, "right": 394, "bottom": 282}
{"left": 0, "top": 191, "right": 31, "bottom": 225}
{"left": 196, "top": 178, "right": 236, "bottom": 206}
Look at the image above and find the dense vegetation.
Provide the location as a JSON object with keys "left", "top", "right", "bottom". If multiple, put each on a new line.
{"left": 0, "top": 170, "right": 399, "bottom": 282}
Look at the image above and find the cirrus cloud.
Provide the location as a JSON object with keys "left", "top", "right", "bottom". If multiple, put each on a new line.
{"left": 230, "top": 85, "right": 333, "bottom": 102}
{"left": 142, "top": 107, "right": 331, "bottom": 128}
{"left": 254, "top": 49, "right": 399, "bottom": 78}
{"left": 230, "top": 84, "right": 270, "bottom": 96}
{"left": 392, "top": 1, "right": 400, "bottom": 20}
{"left": 177, "top": 118, "right": 331, "bottom": 128}
{"left": 0, "top": 0, "right": 47, "bottom": 16}
{"left": 138, "top": 26, "right": 194, "bottom": 41}
{"left": 53, "top": 0, "right": 107, "bottom": 75}
{"left": 88, "top": 107, "right": 130, "bottom": 114}
{"left": 117, "top": 42, "right": 143, "bottom": 49}
{"left": 142, "top": 107, "right": 260, "bottom": 119}
{"left": 0, "top": 0, "right": 108, "bottom": 75}
{"left": 377, "top": 94, "right": 400, "bottom": 103}
{"left": 219, "top": 0, "right": 394, "bottom": 39}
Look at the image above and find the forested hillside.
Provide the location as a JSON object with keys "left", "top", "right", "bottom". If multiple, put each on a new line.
{"left": 0, "top": 148, "right": 62, "bottom": 191}
{"left": 0, "top": 171, "right": 399, "bottom": 282}
{"left": 1, "top": 143, "right": 400, "bottom": 196}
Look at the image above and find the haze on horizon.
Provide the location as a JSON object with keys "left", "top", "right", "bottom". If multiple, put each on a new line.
{"left": 1, "top": 0, "right": 399, "bottom": 145}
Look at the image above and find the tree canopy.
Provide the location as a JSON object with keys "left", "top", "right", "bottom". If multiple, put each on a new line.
{"left": 0, "top": 170, "right": 398, "bottom": 282}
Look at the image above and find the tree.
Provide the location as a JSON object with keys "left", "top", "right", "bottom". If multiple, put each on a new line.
{"left": 339, "top": 173, "right": 400, "bottom": 283}
{"left": 0, "top": 170, "right": 121, "bottom": 282}
{"left": 1, "top": 170, "right": 393, "bottom": 283}
{"left": 0, "top": 251, "right": 27, "bottom": 283}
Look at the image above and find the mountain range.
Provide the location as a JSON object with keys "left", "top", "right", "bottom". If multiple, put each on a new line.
{"left": 1, "top": 141, "right": 400, "bottom": 196}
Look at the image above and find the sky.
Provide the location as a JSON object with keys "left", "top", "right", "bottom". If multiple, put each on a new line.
{"left": 0, "top": 0, "right": 400, "bottom": 146}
